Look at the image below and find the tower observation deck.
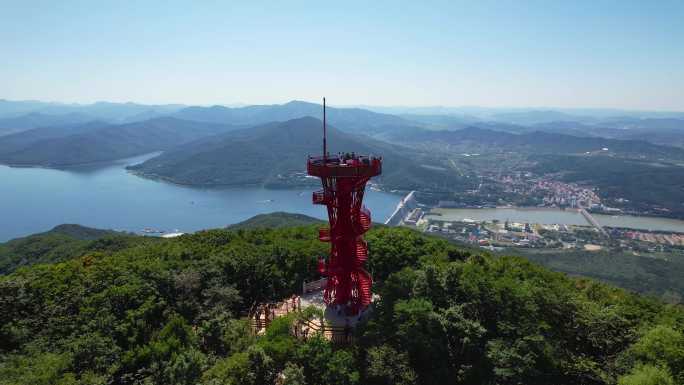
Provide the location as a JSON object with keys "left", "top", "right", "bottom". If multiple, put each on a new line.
{"left": 307, "top": 98, "right": 382, "bottom": 315}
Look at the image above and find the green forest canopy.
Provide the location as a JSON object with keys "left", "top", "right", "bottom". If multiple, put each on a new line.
{"left": 1, "top": 222, "right": 683, "bottom": 385}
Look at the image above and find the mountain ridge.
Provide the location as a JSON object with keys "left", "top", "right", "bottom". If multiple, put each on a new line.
{"left": 0, "top": 224, "right": 137, "bottom": 274}
{"left": 172, "top": 100, "right": 412, "bottom": 134}
{"left": 0, "top": 117, "right": 239, "bottom": 167}
{"left": 387, "top": 125, "right": 684, "bottom": 159}
{"left": 128, "top": 117, "right": 467, "bottom": 191}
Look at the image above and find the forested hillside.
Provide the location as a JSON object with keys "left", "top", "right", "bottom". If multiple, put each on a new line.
{"left": 0, "top": 113, "right": 93, "bottom": 137}
{"left": 0, "top": 224, "right": 149, "bottom": 274}
{"left": 1, "top": 220, "right": 682, "bottom": 384}
{"left": 0, "top": 118, "right": 237, "bottom": 167}
{"left": 226, "top": 212, "right": 323, "bottom": 230}
{"left": 531, "top": 154, "right": 684, "bottom": 218}
{"left": 384, "top": 126, "right": 684, "bottom": 160}
{"left": 128, "top": 117, "right": 469, "bottom": 191}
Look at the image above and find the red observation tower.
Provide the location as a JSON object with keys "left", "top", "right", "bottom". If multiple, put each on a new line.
{"left": 307, "top": 98, "right": 382, "bottom": 315}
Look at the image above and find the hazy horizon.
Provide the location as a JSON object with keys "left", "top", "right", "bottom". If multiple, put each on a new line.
{"left": 3, "top": 97, "right": 684, "bottom": 115}
{"left": 3, "top": 1, "right": 684, "bottom": 110}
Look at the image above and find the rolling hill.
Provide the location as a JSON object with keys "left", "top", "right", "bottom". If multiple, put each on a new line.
{"left": 0, "top": 224, "right": 143, "bottom": 274}
{"left": 385, "top": 125, "right": 684, "bottom": 160}
{"left": 128, "top": 117, "right": 469, "bottom": 191}
{"left": 227, "top": 212, "right": 324, "bottom": 229}
{"left": 0, "top": 117, "right": 239, "bottom": 167}
{"left": 0, "top": 112, "right": 94, "bottom": 136}
{"left": 0, "top": 120, "right": 113, "bottom": 156}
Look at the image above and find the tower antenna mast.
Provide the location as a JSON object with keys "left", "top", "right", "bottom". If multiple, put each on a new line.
{"left": 306, "top": 98, "right": 382, "bottom": 317}
{"left": 323, "top": 97, "right": 327, "bottom": 161}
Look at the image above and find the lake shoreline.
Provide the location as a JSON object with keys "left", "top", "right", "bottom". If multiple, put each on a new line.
{"left": 0, "top": 160, "right": 402, "bottom": 242}
{"left": 127, "top": 169, "right": 317, "bottom": 190}
{"left": 127, "top": 169, "right": 397, "bottom": 195}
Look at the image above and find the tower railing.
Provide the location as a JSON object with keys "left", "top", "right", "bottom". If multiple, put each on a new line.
{"left": 307, "top": 155, "right": 382, "bottom": 177}
{"left": 355, "top": 241, "right": 368, "bottom": 263}
{"left": 312, "top": 189, "right": 330, "bottom": 205}
{"left": 290, "top": 317, "right": 354, "bottom": 345}
{"left": 357, "top": 205, "right": 371, "bottom": 233}
{"left": 302, "top": 277, "right": 328, "bottom": 293}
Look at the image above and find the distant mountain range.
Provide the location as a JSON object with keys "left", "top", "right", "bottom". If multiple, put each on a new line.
{"left": 172, "top": 100, "right": 411, "bottom": 134}
{"left": 384, "top": 126, "right": 684, "bottom": 160}
{"left": 1, "top": 98, "right": 682, "bottom": 142}
{"left": 0, "top": 112, "right": 94, "bottom": 136}
{"left": 0, "top": 117, "right": 237, "bottom": 167}
{"left": 357, "top": 104, "right": 684, "bottom": 120}
{"left": 0, "top": 99, "right": 186, "bottom": 122}
{"left": 0, "top": 98, "right": 682, "bottom": 197}
{"left": 0, "top": 99, "right": 416, "bottom": 140}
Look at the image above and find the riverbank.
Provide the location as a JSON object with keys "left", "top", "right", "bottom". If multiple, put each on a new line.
{"left": 426, "top": 207, "right": 684, "bottom": 233}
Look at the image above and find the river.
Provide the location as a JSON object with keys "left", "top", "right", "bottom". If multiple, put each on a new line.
{"left": 0, "top": 154, "right": 402, "bottom": 242}
{"left": 427, "top": 207, "right": 684, "bottom": 233}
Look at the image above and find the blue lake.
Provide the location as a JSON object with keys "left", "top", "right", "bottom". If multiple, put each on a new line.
{"left": 0, "top": 154, "right": 402, "bottom": 242}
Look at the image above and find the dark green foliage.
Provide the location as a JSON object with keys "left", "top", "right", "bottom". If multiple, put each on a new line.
{"left": 0, "top": 224, "right": 147, "bottom": 274}
{"left": 365, "top": 345, "right": 417, "bottom": 385}
{"left": 0, "top": 220, "right": 682, "bottom": 384}
{"left": 227, "top": 212, "right": 324, "bottom": 230}
{"left": 280, "top": 362, "right": 307, "bottom": 385}
{"left": 618, "top": 325, "right": 684, "bottom": 384}
{"left": 365, "top": 226, "right": 469, "bottom": 281}
{"left": 618, "top": 364, "right": 675, "bottom": 385}
{"left": 360, "top": 254, "right": 684, "bottom": 385}
{"left": 515, "top": 248, "right": 684, "bottom": 303}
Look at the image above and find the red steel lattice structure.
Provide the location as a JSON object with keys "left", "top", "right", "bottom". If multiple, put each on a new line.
{"left": 307, "top": 98, "right": 382, "bottom": 315}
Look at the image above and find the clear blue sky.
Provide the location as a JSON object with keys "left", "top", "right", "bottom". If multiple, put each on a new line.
{"left": 2, "top": 1, "right": 683, "bottom": 110}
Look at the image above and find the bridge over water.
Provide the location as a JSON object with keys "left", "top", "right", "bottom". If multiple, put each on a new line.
{"left": 580, "top": 208, "right": 609, "bottom": 237}
{"left": 385, "top": 191, "right": 417, "bottom": 226}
